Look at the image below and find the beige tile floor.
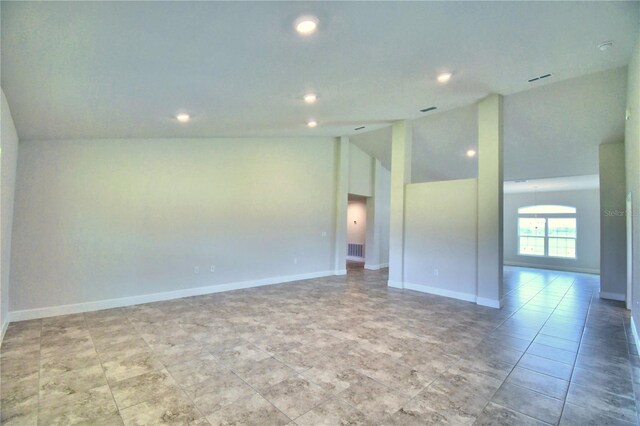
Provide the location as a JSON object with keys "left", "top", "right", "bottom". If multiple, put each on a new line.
{"left": 1, "top": 265, "right": 638, "bottom": 425}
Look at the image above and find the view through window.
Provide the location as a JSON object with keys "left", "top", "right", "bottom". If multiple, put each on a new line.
{"left": 517, "top": 205, "right": 577, "bottom": 259}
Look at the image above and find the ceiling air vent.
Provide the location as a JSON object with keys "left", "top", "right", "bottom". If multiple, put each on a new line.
{"left": 420, "top": 106, "right": 437, "bottom": 113}
{"left": 354, "top": 126, "right": 365, "bottom": 131}
{"left": 528, "top": 73, "right": 551, "bottom": 83}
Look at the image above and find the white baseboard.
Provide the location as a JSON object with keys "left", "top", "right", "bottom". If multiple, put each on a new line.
{"left": 379, "top": 263, "right": 389, "bottom": 268}
{"left": 388, "top": 280, "right": 403, "bottom": 289}
{"left": 387, "top": 281, "right": 501, "bottom": 309}
{"left": 404, "top": 282, "right": 476, "bottom": 303}
{"left": 504, "top": 261, "right": 599, "bottom": 275}
{"left": 599, "top": 291, "right": 626, "bottom": 302}
{"left": 9, "top": 270, "right": 334, "bottom": 322}
{"left": 346, "top": 256, "right": 364, "bottom": 262}
{"left": 364, "top": 263, "right": 383, "bottom": 270}
{"left": 1, "top": 317, "right": 8, "bottom": 345}
{"left": 476, "top": 296, "right": 502, "bottom": 309}
{"left": 334, "top": 269, "right": 347, "bottom": 276}
{"left": 632, "top": 316, "right": 640, "bottom": 349}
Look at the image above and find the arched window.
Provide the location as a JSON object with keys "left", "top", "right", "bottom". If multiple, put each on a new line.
{"left": 517, "top": 205, "right": 577, "bottom": 259}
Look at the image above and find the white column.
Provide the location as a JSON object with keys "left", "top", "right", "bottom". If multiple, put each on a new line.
{"left": 477, "top": 94, "right": 504, "bottom": 308}
{"left": 365, "top": 159, "right": 383, "bottom": 269}
{"left": 388, "top": 120, "right": 412, "bottom": 288}
{"left": 334, "top": 136, "right": 349, "bottom": 275}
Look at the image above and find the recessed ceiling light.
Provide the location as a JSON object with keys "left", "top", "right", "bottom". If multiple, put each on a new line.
{"left": 295, "top": 16, "right": 318, "bottom": 35}
{"left": 176, "top": 113, "right": 190, "bottom": 123}
{"left": 437, "top": 72, "right": 452, "bottom": 84}
{"left": 307, "top": 120, "right": 318, "bottom": 128}
{"left": 303, "top": 93, "right": 317, "bottom": 104}
{"left": 598, "top": 41, "right": 614, "bottom": 51}
{"left": 466, "top": 149, "right": 476, "bottom": 157}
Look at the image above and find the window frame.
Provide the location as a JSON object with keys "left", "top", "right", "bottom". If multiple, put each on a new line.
{"left": 517, "top": 206, "right": 577, "bottom": 260}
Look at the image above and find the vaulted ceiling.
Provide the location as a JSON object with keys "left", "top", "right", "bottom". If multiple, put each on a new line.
{"left": 351, "top": 67, "right": 628, "bottom": 182}
{"left": 2, "top": 1, "right": 638, "bottom": 141}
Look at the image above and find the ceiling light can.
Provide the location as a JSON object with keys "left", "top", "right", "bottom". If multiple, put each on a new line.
{"left": 176, "top": 113, "right": 190, "bottom": 123}
{"left": 295, "top": 16, "right": 319, "bottom": 35}
{"left": 437, "top": 72, "right": 452, "bottom": 84}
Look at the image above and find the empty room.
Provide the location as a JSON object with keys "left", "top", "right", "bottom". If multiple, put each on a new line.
{"left": 1, "top": 1, "right": 640, "bottom": 425}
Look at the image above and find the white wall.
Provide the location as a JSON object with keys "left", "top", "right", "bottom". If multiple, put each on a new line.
{"left": 503, "top": 190, "right": 600, "bottom": 274}
{"left": 412, "top": 104, "right": 478, "bottom": 183}
{"left": 599, "top": 143, "right": 626, "bottom": 299}
{"left": 504, "top": 67, "right": 627, "bottom": 180}
{"left": 627, "top": 34, "right": 640, "bottom": 334}
{"left": 10, "top": 137, "right": 338, "bottom": 318}
{"left": 348, "top": 143, "right": 373, "bottom": 197}
{"left": 1, "top": 89, "right": 19, "bottom": 336}
{"left": 347, "top": 199, "right": 367, "bottom": 246}
{"left": 404, "top": 179, "right": 478, "bottom": 301}
{"left": 378, "top": 167, "right": 391, "bottom": 265}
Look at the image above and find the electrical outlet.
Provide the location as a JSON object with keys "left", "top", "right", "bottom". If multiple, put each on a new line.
{"left": 434, "top": 269, "right": 439, "bottom": 276}
{"left": 321, "top": 231, "right": 327, "bottom": 237}
{"left": 194, "top": 266, "right": 200, "bottom": 274}
{"left": 210, "top": 265, "right": 215, "bottom": 272}
{"left": 294, "top": 257, "right": 298, "bottom": 264}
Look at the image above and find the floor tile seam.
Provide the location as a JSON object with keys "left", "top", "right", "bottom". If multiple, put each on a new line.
{"left": 442, "top": 345, "right": 520, "bottom": 421}
{"left": 483, "top": 278, "right": 560, "bottom": 345}
{"left": 620, "top": 311, "right": 640, "bottom": 417}
{"left": 162, "top": 361, "right": 250, "bottom": 424}
{"left": 485, "top": 401, "right": 555, "bottom": 425}
{"left": 228, "top": 363, "right": 313, "bottom": 424}
{"left": 110, "top": 316, "right": 208, "bottom": 418}
{"left": 565, "top": 401, "right": 639, "bottom": 426}
{"left": 514, "top": 363, "right": 572, "bottom": 383}
{"left": 523, "top": 345, "right": 576, "bottom": 366}
{"left": 558, "top": 278, "right": 596, "bottom": 424}
{"left": 340, "top": 372, "right": 439, "bottom": 424}
{"left": 455, "top": 273, "right": 564, "bottom": 421}
{"left": 479, "top": 276, "right": 575, "bottom": 423}
{"left": 85, "top": 316, "right": 125, "bottom": 425}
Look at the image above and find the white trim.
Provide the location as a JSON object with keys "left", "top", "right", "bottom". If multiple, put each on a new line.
{"left": 379, "top": 263, "right": 389, "bottom": 268}
{"left": 599, "top": 291, "right": 626, "bottom": 302}
{"left": 504, "top": 261, "right": 599, "bottom": 275}
{"left": 346, "top": 256, "right": 365, "bottom": 262}
{"left": 631, "top": 316, "right": 640, "bottom": 349}
{"left": 386, "top": 281, "right": 501, "bottom": 309}
{"left": 9, "top": 270, "right": 334, "bottom": 322}
{"left": 476, "top": 296, "right": 502, "bottom": 309}
{"left": 388, "top": 280, "right": 404, "bottom": 289}
{"left": 364, "top": 264, "right": 380, "bottom": 270}
{"left": 404, "top": 282, "right": 476, "bottom": 303}
{"left": 1, "top": 317, "right": 8, "bottom": 345}
{"left": 334, "top": 269, "right": 347, "bottom": 276}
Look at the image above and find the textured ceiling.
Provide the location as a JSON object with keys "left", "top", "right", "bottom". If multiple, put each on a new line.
{"left": 351, "top": 67, "right": 628, "bottom": 182}
{"left": 2, "top": 1, "right": 638, "bottom": 140}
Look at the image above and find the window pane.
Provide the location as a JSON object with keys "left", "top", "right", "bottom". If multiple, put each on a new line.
{"left": 518, "top": 218, "right": 546, "bottom": 237}
{"left": 518, "top": 205, "right": 576, "bottom": 214}
{"left": 549, "top": 237, "right": 576, "bottom": 258}
{"left": 548, "top": 218, "right": 576, "bottom": 238}
{"left": 519, "top": 236, "right": 545, "bottom": 256}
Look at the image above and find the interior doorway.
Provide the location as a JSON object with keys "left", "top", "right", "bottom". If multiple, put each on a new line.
{"left": 347, "top": 194, "right": 367, "bottom": 269}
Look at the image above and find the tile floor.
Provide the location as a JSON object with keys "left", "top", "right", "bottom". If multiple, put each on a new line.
{"left": 1, "top": 266, "right": 638, "bottom": 425}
